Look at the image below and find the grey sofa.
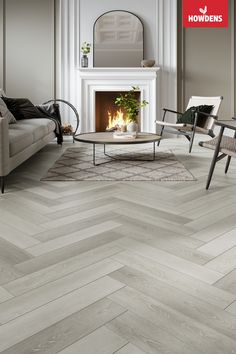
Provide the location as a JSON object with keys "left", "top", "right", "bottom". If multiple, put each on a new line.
{"left": 0, "top": 116, "right": 57, "bottom": 193}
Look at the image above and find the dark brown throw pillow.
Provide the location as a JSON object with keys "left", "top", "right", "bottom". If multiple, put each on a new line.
{"left": 196, "top": 105, "right": 214, "bottom": 127}
{"left": 177, "top": 105, "right": 214, "bottom": 126}
{"left": 1, "top": 97, "right": 49, "bottom": 120}
{"left": 177, "top": 106, "right": 196, "bottom": 125}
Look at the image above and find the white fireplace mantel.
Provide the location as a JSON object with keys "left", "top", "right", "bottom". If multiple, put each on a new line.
{"left": 78, "top": 67, "right": 161, "bottom": 133}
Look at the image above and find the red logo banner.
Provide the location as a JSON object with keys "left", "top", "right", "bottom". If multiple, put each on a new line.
{"left": 183, "top": 0, "right": 228, "bottom": 28}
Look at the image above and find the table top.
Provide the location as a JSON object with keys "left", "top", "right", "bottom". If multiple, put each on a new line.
{"left": 74, "top": 132, "right": 161, "bottom": 145}
{"left": 216, "top": 119, "right": 236, "bottom": 130}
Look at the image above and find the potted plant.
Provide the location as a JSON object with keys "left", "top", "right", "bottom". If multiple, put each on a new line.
{"left": 81, "top": 42, "right": 91, "bottom": 67}
{"left": 115, "top": 86, "right": 148, "bottom": 132}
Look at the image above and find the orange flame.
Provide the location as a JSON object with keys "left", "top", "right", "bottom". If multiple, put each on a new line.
{"left": 106, "top": 109, "right": 129, "bottom": 130}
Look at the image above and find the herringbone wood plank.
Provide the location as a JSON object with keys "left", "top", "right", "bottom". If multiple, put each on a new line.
{"left": 0, "top": 137, "right": 236, "bottom": 353}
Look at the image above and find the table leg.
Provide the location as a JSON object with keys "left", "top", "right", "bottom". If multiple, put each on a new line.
{"left": 93, "top": 141, "right": 158, "bottom": 165}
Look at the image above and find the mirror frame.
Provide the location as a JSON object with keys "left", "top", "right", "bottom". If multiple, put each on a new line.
{"left": 93, "top": 10, "right": 144, "bottom": 68}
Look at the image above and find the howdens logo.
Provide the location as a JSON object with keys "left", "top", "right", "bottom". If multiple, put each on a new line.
{"left": 183, "top": 0, "right": 228, "bottom": 28}
{"left": 188, "top": 15, "right": 223, "bottom": 23}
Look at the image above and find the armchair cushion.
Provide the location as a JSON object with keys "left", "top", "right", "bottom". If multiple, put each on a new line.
{"left": 177, "top": 105, "right": 214, "bottom": 126}
{"left": 199, "top": 136, "right": 236, "bottom": 157}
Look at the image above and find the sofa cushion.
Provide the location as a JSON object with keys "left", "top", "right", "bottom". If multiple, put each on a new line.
{"left": 18, "top": 119, "right": 56, "bottom": 140}
{"left": 0, "top": 98, "right": 16, "bottom": 124}
{"left": 9, "top": 118, "right": 56, "bottom": 156}
{"left": 9, "top": 128, "right": 34, "bottom": 157}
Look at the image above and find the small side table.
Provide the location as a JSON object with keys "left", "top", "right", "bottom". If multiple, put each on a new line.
{"left": 74, "top": 132, "right": 161, "bottom": 166}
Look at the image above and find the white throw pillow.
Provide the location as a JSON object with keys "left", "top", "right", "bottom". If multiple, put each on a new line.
{"left": 0, "top": 88, "right": 6, "bottom": 96}
{"left": 0, "top": 97, "right": 16, "bottom": 124}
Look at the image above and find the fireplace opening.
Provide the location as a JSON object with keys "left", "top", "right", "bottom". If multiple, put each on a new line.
{"left": 95, "top": 91, "right": 141, "bottom": 132}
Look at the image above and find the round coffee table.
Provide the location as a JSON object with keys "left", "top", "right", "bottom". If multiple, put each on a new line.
{"left": 74, "top": 132, "right": 161, "bottom": 165}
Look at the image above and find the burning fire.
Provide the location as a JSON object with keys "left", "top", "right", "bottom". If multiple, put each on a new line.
{"left": 106, "top": 109, "right": 129, "bottom": 131}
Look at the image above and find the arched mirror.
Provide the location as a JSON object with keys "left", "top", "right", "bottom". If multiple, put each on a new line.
{"left": 93, "top": 10, "right": 144, "bottom": 67}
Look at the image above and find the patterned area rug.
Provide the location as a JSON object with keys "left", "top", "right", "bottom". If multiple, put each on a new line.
{"left": 42, "top": 146, "right": 196, "bottom": 181}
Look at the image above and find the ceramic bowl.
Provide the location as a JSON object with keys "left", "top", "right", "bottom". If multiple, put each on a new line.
{"left": 141, "top": 59, "right": 155, "bottom": 67}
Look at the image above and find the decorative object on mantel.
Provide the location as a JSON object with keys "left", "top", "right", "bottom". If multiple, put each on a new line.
{"left": 114, "top": 86, "right": 148, "bottom": 133}
{"left": 81, "top": 41, "right": 91, "bottom": 68}
{"left": 42, "top": 146, "right": 196, "bottom": 181}
{"left": 141, "top": 59, "right": 155, "bottom": 67}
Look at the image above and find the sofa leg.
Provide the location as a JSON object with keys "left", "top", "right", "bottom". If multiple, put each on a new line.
{"left": 1, "top": 176, "right": 5, "bottom": 194}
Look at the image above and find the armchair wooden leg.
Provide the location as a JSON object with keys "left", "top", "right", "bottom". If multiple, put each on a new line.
{"left": 225, "top": 131, "right": 236, "bottom": 174}
{"left": 189, "top": 131, "right": 195, "bottom": 153}
{"left": 157, "top": 125, "right": 165, "bottom": 146}
{"left": 225, "top": 156, "right": 231, "bottom": 174}
{"left": 1, "top": 176, "right": 5, "bottom": 194}
{"left": 206, "top": 154, "right": 218, "bottom": 190}
{"left": 157, "top": 110, "right": 167, "bottom": 146}
{"left": 189, "top": 115, "right": 197, "bottom": 153}
{"left": 206, "top": 126, "right": 225, "bottom": 190}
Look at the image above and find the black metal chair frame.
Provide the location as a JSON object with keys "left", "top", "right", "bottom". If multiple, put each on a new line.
{"left": 157, "top": 108, "right": 217, "bottom": 153}
{"left": 202, "top": 120, "right": 236, "bottom": 190}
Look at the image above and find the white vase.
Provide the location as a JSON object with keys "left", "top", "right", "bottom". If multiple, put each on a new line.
{"left": 127, "top": 121, "right": 138, "bottom": 133}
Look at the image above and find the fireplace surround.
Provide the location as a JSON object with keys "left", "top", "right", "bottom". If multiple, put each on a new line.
{"left": 78, "top": 67, "right": 160, "bottom": 133}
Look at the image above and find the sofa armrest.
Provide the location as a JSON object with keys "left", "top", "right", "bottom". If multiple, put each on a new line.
{"left": 0, "top": 117, "right": 10, "bottom": 176}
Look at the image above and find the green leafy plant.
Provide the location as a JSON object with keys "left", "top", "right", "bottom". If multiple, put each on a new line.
{"left": 81, "top": 42, "right": 91, "bottom": 55}
{"left": 115, "top": 86, "right": 148, "bottom": 122}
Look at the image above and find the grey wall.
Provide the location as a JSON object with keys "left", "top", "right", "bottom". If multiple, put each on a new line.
{"left": 0, "top": 0, "right": 4, "bottom": 89}
{"left": 0, "top": 0, "right": 55, "bottom": 104}
{"left": 80, "top": 0, "right": 158, "bottom": 66}
{"left": 179, "top": 0, "right": 234, "bottom": 119}
{"left": 235, "top": 1, "right": 236, "bottom": 116}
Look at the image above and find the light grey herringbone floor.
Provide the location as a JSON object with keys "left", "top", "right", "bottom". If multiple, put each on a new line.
{"left": 0, "top": 137, "right": 236, "bottom": 354}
